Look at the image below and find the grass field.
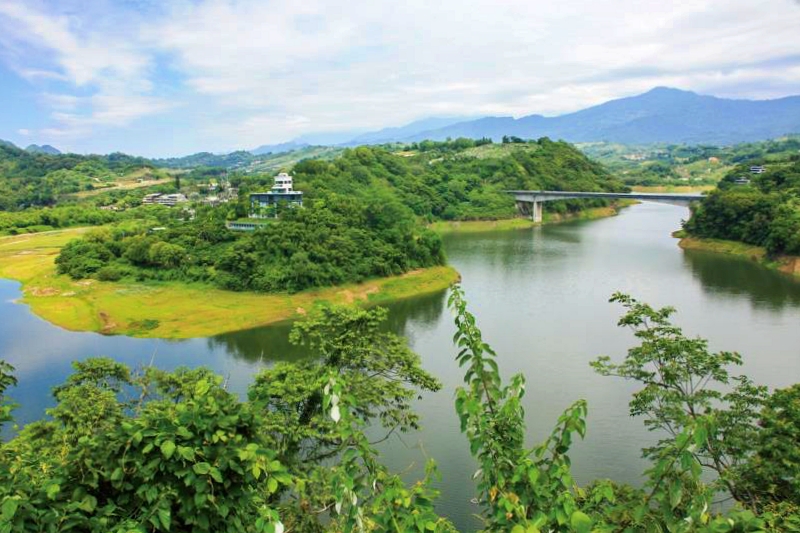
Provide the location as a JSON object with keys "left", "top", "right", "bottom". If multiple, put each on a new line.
{"left": 0, "top": 228, "right": 459, "bottom": 339}
{"left": 71, "top": 168, "right": 173, "bottom": 198}
{"left": 429, "top": 218, "right": 535, "bottom": 234}
{"left": 460, "top": 143, "right": 540, "bottom": 159}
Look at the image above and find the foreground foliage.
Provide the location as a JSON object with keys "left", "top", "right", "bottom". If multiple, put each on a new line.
{"left": 1, "top": 290, "right": 798, "bottom": 532}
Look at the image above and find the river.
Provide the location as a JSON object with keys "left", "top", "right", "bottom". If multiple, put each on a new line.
{"left": 2, "top": 202, "right": 800, "bottom": 530}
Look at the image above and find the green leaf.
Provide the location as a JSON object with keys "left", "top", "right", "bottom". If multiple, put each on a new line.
{"left": 45, "top": 484, "right": 61, "bottom": 500}
{"left": 194, "top": 379, "right": 210, "bottom": 397}
{"left": 1, "top": 498, "right": 19, "bottom": 521}
{"left": 193, "top": 462, "right": 211, "bottom": 475}
{"left": 693, "top": 424, "right": 708, "bottom": 447}
{"left": 160, "top": 440, "right": 176, "bottom": 459}
{"left": 669, "top": 480, "right": 683, "bottom": 509}
{"left": 570, "top": 511, "right": 592, "bottom": 533}
{"left": 110, "top": 467, "right": 124, "bottom": 481}
{"left": 158, "top": 508, "right": 171, "bottom": 531}
{"left": 178, "top": 446, "right": 195, "bottom": 461}
{"left": 78, "top": 495, "right": 97, "bottom": 513}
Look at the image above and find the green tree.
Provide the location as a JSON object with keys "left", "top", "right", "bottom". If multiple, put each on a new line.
{"left": 591, "top": 293, "right": 768, "bottom": 507}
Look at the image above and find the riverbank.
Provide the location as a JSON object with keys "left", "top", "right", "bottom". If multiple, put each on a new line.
{"left": 0, "top": 228, "right": 460, "bottom": 339}
{"left": 676, "top": 233, "right": 800, "bottom": 279}
{"left": 430, "top": 203, "right": 633, "bottom": 234}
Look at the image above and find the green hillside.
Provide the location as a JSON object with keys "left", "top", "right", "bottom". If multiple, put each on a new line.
{"left": 0, "top": 144, "right": 159, "bottom": 210}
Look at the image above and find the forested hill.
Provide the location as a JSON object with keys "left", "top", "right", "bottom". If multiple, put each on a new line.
{"left": 0, "top": 143, "right": 154, "bottom": 210}
{"left": 685, "top": 155, "right": 800, "bottom": 256}
{"left": 286, "top": 137, "right": 626, "bottom": 221}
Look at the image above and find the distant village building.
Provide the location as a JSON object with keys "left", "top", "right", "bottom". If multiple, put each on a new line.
{"left": 733, "top": 176, "right": 751, "bottom": 185}
{"left": 622, "top": 153, "right": 647, "bottom": 161}
{"left": 142, "top": 193, "right": 189, "bottom": 207}
{"left": 250, "top": 173, "right": 303, "bottom": 218}
{"left": 749, "top": 165, "right": 766, "bottom": 174}
{"left": 708, "top": 157, "right": 720, "bottom": 164}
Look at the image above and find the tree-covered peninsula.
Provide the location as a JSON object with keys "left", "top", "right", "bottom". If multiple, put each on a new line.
{"left": 51, "top": 139, "right": 624, "bottom": 294}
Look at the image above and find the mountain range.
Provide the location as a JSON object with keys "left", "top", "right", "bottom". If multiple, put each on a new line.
{"left": 0, "top": 140, "right": 62, "bottom": 155}
{"left": 4, "top": 88, "right": 800, "bottom": 161}
{"left": 256, "top": 87, "right": 800, "bottom": 152}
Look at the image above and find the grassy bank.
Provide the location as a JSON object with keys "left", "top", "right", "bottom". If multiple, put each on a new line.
{"left": 430, "top": 202, "right": 633, "bottom": 234}
{"left": 0, "top": 228, "right": 459, "bottom": 339}
{"left": 429, "top": 218, "right": 535, "bottom": 234}
{"left": 676, "top": 233, "right": 800, "bottom": 279}
{"left": 632, "top": 185, "right": 715, "bottom": 193}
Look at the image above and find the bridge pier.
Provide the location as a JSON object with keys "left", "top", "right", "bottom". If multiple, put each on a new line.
{"left": 516, "top": 199, "right": 543, "bottom": 223}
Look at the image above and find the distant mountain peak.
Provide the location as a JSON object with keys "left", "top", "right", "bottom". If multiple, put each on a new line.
{"left": 25, "top": 144, "right": 61, "bottom": 155}
{"left": 645, "top": 86, "right": 692, "bottom": 95}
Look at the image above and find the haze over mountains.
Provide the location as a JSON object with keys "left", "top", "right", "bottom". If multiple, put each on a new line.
{"left": 254, "top": 88, "right": 800, "bottom": 153}
{"left": 4, "top": 88, "right": 800, "bottom": 160}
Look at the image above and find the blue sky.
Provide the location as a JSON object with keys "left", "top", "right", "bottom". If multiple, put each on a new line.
{"left": 1, "top": 0, "right": 800, "bottom": 157}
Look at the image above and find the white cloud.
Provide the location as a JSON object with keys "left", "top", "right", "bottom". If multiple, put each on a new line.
{"left": 145, "top": 0, "right": 800, "bottom": 146}
{"left": 1, "top": 0, "right": 800, "bottom": 152}
{"left": 17, "top": 128, "right": 30, "bottom": 136}
{"left": 0, "top": 1, "right": 171, "bottom": 141}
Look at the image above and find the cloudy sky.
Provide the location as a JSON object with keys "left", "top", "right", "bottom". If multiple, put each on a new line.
{"left": 1, "top": 0, "right": 799, "bottom": 157}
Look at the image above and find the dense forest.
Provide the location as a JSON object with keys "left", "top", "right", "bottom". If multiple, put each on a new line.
{"left": 55, "top": 195, "right": 445, "bottom": 293}
{"left": 0, "top": 292, "right": 797, "bottom": 531}
{"left": 684, "top": 156, "right": 800, "bottom": 255}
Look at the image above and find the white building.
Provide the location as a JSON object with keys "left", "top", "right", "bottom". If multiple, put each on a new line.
{"left": 250, "top": 173, "right": 303, "bottom": 218}
{"left": 142, "top": 193, "right": 189, "bottom": 207}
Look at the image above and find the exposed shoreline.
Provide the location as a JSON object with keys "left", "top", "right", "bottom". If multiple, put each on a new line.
{"left": 676, "top": 233, "right": 800, "bottom": 279}
{"left": 0, "top": 228, "right": 459, "bottom": 339}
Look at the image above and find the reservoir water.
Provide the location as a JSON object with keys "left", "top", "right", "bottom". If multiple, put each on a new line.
{"left": 2, "top": 202, "right": 800, "bottom": 530}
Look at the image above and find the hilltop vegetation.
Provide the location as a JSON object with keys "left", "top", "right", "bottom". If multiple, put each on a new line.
{"left": 290, "top": 137, "right": 625, "bottom": 221}
{"left": 0, "top": 143, "right": 160, "bottom": 210}
{"left": 153, "top": 146, "right": 344, "bottom": 173}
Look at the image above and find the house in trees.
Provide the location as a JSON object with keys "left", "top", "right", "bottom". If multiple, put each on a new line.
{"left": 250, "top": 173, "right": 303, "bottom": 218}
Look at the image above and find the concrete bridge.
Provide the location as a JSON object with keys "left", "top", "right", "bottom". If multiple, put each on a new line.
{"left": 508, "top": 190, "right": 705, "bottom": 222}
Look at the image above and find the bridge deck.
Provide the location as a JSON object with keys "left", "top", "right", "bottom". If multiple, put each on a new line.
{"left": 507, "top": 190, "right": 705, "bottom": 201}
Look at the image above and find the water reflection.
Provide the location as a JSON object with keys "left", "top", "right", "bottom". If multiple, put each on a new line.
{"left": 207, "top": 321, "right": 305, "bottom": 363}
{"left": 682, "top": 249, "right": 800, "bottom": 310}
{"left": 207, "top": 290, "right": 448, "bottom": 362}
